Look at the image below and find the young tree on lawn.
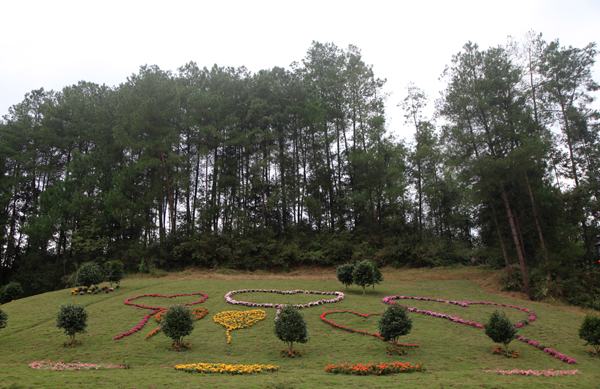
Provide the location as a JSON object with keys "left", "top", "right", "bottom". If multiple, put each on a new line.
{"left": 0, "top": 309, "right": 7, "bottom": 329}
{"left": 56, "top": 305, "right": 87, "bottom": 346}
{"left": 161, "top": 305, "right": 194, "bottom": 350}
{"left": 379, "top": 305, "right": 412, "bottom": 345}
{"left": 579, "top": 315, "right": 600, "bottom": 355}
{"left": 485, "top": 310, "right": 517, "bottom": 355}
{"left": 336, "top": 263, "right": 354, "bottom": 289}
{"left": 275, "top": 305, "right": 308, "bottom": 356}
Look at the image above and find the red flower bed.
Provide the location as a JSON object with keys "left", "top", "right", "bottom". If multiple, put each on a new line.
{"left": 113, "top": 292, "right": 208, "bottom": 340}
{"left": 320, "top": 310, "right": 419, "bottom": 348}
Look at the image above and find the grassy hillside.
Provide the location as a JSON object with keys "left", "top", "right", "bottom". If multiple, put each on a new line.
{"left": 0, "top": 267, "right": 597, "bottom": 388}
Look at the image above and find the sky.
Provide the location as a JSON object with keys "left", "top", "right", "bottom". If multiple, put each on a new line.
{"left": 1, "top": 0, "right": 599, "bottom": 140}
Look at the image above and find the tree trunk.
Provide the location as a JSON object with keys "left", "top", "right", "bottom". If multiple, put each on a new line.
{"left": 501, "top": 188, "right": 531, "bottom": 297}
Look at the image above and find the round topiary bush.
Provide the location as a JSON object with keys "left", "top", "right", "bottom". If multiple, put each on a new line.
{"left": 76, "top": 262, "right": 104, "bottom": 287}
{"left": 275, "top": 305, "right": 308, "bottom": 356}
{"left": 1, "top": 281, "right": 24, "bottom": 303}
{"left": 56, "top": 304, "right": 87, "bottom": 346}
{"left": 485, "top": 310, "right": 517, "bottom": 355}
{"left": 379, "top": 305, "right": 412, "bottom": 343}
{"left": 161, "top": 305, "right": 194, "bottom": 350}
{"left": 104, "top": 260, "right": 124, "bottom": 287}
{"left": 579, "top": 315, "right": 600, "bottom": 355}
{"left": 336, "top": 263, "right": 354, "bottom": 289}
{"left": 0, "top": 309, "right": 7, "bottom": 329}
{"left": 352, "top": 260, "right": 380, "bottom": 294}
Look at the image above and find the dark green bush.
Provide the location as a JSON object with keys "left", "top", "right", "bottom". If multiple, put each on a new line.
{"left": 161, "top": 305, "right": 194, "bottom": 349}
{"left": 336, "top": 263, "right": 354, "bottom": 288}
{"left": 485, "top": 310, "right": 516, "bottom": 352}
{"left": 1, "top": 282, "right": 23, "bottom": 303}
{"left": 379, "top": 305, "right": 412, "bottom": 343}
{"left": 0, "top": 309, "right": 7, "bottom": 329}
{"left": 56, "top": 304, "right": 87, "bottom": 345}
{"left": 104, "top": 260, "right": 124, "bottom": 287}
{"left": 275, "top": 306, "right": 308, "bottom": 356}
{"left": 76, "top": 262, "right": 104, "bottom": 287}
{"left": 579, "top": 315, "right": 600, "bottom": 355}
{"left": 352, "top": 260, "right": 381, "bottom": 294}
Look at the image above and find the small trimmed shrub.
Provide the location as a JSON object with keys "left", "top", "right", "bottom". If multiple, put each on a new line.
{"left": 275, "top": 306, "right": 308, "bottom": 356}
{"left": 76, "top": 262, "right": 104, "bottom": 287}
{"left": 104, "top": 260, "right": 124, "bottom": 287}
{"left": 579, "top": 315, "right": 600, "bottom": 355}
{"left": 162, "top": 305, "right": 194, "bottom": 350}
{"left": 1, "top": 282, "right": 24, "bottom": 303}
{"left": 352, "top": 260, "right": 380, "bottom": 294}
{"left": 57, "top": 304, "right": 87, "bottom": 345}
{"left": 485, "top": 310, "right": 516, "bottom": 354}
{"left": 336, "top": 263, "right": 354, "bottom": 289}
{"left": 0, "top": 309, "right": 7, "bottom": 329}
{"left": 379, "top": 305, "right": 412, "bottom": 343}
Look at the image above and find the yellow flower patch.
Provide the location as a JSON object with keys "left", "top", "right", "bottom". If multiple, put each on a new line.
{"left": 174, "top": 362, "right": 279, "bottom": 374}
{"left": 212, "top": 309, "right": 266, "bottom": 344}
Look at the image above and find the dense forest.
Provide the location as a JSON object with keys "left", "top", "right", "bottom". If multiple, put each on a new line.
{"left": 1, "top": 36, "right": 599, "bottom": 307}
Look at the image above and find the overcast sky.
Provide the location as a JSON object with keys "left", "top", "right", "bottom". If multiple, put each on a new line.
{"left": 1, "top": 0, "right": 599, "bottom": 139}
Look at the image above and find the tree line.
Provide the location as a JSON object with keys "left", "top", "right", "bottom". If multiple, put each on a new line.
{"left": 0, "top": 37, "right": 598, "bottom": 305}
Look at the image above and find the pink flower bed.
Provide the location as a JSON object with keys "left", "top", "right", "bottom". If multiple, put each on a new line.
{"left": 29, "top": 360, "right": 127, "bottom": 371}
{"left": 485, "top": 369, "right": 578, "bottom": 377}
{"left": 113, "top": 292, "right": 209, "bottom": 340}
{"left": 382, "top": 295, "right": 576, "bottom": 364}
{"left": 224, "top": 289, "right": 344, "bottom": 315}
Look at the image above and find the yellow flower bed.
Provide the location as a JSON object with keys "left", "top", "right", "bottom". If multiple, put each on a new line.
{"left": 174, "top": 362, "right": 279, "bottom": 374}
{"left": 212, "top": 309, "right": 266, "bottom": 344}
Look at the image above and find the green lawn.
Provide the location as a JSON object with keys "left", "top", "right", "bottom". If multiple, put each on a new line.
{"left": 0, "top": 266, "right": 597, "bottom": 388}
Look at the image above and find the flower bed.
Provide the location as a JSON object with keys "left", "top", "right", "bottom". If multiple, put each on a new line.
{"left": 174, "top": 362, "right": 279, "bottom": 374}
{"left": 382, "top": 295, "right": 576, "bottom": 364}
{"left": 71, "top": 285, "right": 115, "bottom": 295}
{"left": 29, "top": 360, "right": 127, "bottom": 371}
{"left": 114, "top": 292, "right": 208, "bottom": 340}
{"left": 320, "top": 310, "right": 419, "bottom": 347}
{"left": 224, "top": 289, "right": 344, "bottom": 316}
{"left": 484, "top": 369, "right": 579, "bottom": 377}
{"left": 325, "top": 361, "right": 423, "bottom": 375}
{"left": 212, "top": 309, "right": 267, "bottom": 344}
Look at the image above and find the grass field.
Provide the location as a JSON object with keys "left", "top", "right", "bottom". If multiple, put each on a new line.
{"left": 0, "top": 266, "right": 597, "bottom": 388}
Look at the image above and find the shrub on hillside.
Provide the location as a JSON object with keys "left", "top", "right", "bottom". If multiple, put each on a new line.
{"left": 485, "top": 310, "right": 517, "bottom": 355}
{"left": 162, "top": 305, "right": 194, "bottom": 350}
{"left": 76, "top": 262, "right": 104, "bottom": 287}
{"left": 579, "top": 315, "right": 600, "bottom": 356}
{"left": 56, "top": 304, "right": 87, "bottom": 346}
{"left": 352, "top": 260, "right": 381, "bottom": 294}
{"left": 104, "top": 260, "right": 124, "bottom": 287}
{"left": 0, "top": 309, "right": 7, "bottom": 329}
{"left": 1, "top": 282, "right": 24, "bottom": 303}
{"left": 379, "top": 305, "right": 412, "bottom": 344}
{"left": 275, "top": 306, "right": 308, "bottom": 357}
{"left": 336, "top": 263, "right": 354, "bottom": 289}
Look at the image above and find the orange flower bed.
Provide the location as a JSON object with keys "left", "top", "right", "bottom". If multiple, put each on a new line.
{"left": 325, "top": 361, "right": 423, "bottom": 375}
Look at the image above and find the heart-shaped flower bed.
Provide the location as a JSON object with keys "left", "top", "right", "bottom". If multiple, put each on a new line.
{"left": 224, "top": 289, "right": 344, "bottom": 314}
{"left": 114, "top": 292, "right": 209, "bottom": 341}
{"left": 320, "top": 310, "right": 419, "bottom": 347}
{"left": 213, "top": 309, "right": 267, "bottom": 344}
{"left": 382, "top": 295, "right": 576, "bottom": 364}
